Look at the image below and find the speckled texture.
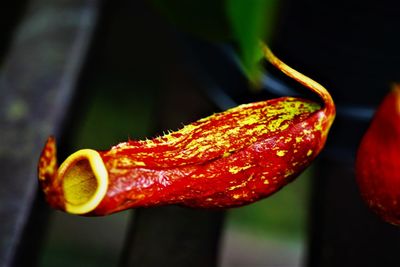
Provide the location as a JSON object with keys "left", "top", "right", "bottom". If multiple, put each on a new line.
{"left": 38, "top": 45, "right": 336, "bottom": 216}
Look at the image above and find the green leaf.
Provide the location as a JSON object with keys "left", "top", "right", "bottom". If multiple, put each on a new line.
{"left": 149, "top": 0, "right": 278, "bottom": 84}
{"left": 226, "top": 0, "right": 278, "bottom": 84}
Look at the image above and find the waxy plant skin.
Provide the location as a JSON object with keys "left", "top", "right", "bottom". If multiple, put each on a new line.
{"left": 356, "top": 85, "right": 400, "bottom": 225}
{"left": 38, "top": 45, "right": 335, "bottom": 216}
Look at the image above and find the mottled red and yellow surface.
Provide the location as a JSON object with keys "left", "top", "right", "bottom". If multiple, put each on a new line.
{"left": 38, "top": 44, "right": 335, "bottom": 216}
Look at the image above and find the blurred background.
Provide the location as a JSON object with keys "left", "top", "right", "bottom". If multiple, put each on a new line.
{"left": 2, "top": 0, "right": 400, "bottom": 267}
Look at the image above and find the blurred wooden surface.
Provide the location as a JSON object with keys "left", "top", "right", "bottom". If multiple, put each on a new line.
{"left": 0, "top": 0, "right": 98, "bottom": 266}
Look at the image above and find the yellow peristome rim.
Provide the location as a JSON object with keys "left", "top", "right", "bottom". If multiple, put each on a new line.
{"left": 58, "top": 149, "right": 108, "bottom": 215}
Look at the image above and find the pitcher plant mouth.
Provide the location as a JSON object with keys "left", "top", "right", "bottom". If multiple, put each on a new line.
{"left": 57, "top": 149, "right": 108, "bottom": 214}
